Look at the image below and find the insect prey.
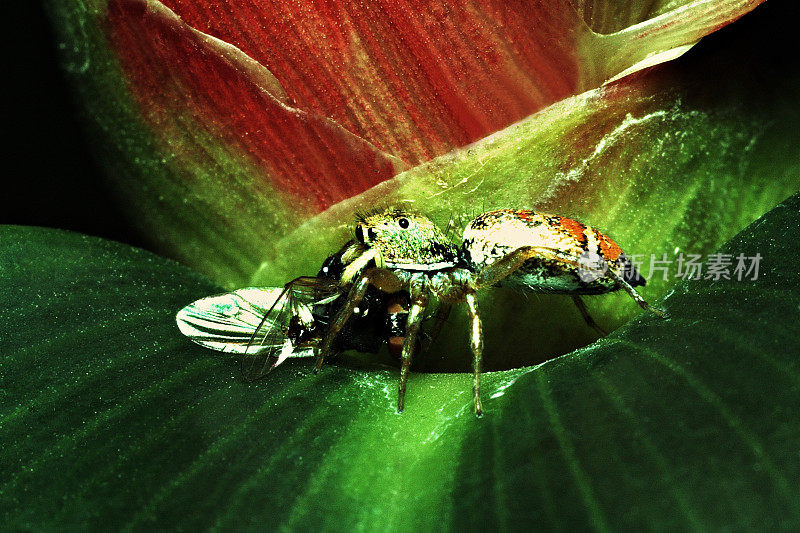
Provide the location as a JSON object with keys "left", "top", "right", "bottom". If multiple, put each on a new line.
{"left": 177, "top": 241, "right": 410, "bottom": 380}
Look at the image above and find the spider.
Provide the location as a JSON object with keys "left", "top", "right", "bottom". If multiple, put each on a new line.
{"left": 316, "top": 208, "right": 668, "bottom": 416}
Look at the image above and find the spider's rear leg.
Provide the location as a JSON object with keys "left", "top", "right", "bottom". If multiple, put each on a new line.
{"left": 465, "top": 293, "right": 483, "bottom": 416}
{"left": 471, "top": 246, "right": 568, "bottom": 290}
{"left": 417, "top": 302, "right": 452, "bottom": 365}
{"left": 471, "top": 245, "right": 668, "bottom": 319}
{"left": 315, "top": 268, "right": 403, "bottom": 372}
{"left": 604, "top": 268, "right": 669, "bottom": 319}
{"left": 571, "top": 295, "right": 607, "bottom": 336}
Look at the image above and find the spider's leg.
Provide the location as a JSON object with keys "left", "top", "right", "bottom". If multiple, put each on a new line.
{"left": 315, "top": 275, "right": 370, "bottom": 371}
{"left": 398, "top": 296, "right": 428, "bottom": 413}
{"left": 604, "top": 268, "right": 669, "bottom": 318}
{"left": 571, "top": 295, "right": 607, "bottom": 336}
{"left": 471, "top": 246, "right": 568, "bottom": 290}
{"left": 316, "top": 268, "right": 404, "bottom": 371}
{"left": 471, "top": 246, "right": 668, "bottom": 319}
{"left": 386, "top": 293, "right": 410, "bottom": 360}
{"left": 419, "top": 302, "right": 452, "bottom": 360}
{"left": 465, "top": 292, "right": 483, "bottom": 416}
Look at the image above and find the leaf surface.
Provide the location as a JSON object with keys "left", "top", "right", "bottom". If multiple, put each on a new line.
{"left": 2, "top": 192, "right": 799, "bottom": 530}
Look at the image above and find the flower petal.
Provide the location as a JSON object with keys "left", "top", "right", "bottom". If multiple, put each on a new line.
{"left": 106, "top": 0, "right": 406, "bottom": 210}
{"left": 52, "top": 0, "right": 765, "bottom": 285}
{"left": 580, "top": 0, "right": 769, "bottom": 87}
{"left": 131, "top": 0, "right": 765, "bottom": 164}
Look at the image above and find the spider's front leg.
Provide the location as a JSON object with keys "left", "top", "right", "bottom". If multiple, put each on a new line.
{"left": 315, "top": 268, "right": 403, "bottom": 372}
{"left": 397, "top": 292, "right": 428, "bottom": 413}
{"left": 465, "top": 292, "right": 483, "bottom": 416}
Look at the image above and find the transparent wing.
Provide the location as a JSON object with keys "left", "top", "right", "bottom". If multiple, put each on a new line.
{"left": 242, "top": 277, "right": 342, "bottom": 380}
{"left": 176, "top": 287, "right": 299, "bottom": 355}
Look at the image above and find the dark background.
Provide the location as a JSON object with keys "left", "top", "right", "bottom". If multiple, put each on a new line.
{"left": 2, "top": 1, "right": 795, "bottom": 253}
{"left": 4, "top": 2, "right": 146, "bottom": 249}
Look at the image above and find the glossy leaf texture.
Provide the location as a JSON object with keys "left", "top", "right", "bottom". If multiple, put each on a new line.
{"left": 47, "top": 0, "right": 763, "bottom": 285}
{"left": 2, "top": 191, "right": 799, "bottom": 530}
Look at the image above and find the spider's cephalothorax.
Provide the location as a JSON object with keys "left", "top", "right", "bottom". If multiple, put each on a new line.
{"left": 317, "top": 207, "right": 668, "bottom": 416}
{"left": 353, "top": 209, "right": 458, "bottom": 271}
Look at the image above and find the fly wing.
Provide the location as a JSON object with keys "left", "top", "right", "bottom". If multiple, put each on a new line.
{"left": 242, "top": 277, "right": 342, "bottom": 380}
{"left": 176, "top": 287, "right": 298, "bottom": 355}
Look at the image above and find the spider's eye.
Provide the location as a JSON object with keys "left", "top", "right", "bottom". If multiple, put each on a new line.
{"left": 367, "top": 228, "right": 378, "bottom": 242}
{"left": 355, "top": 225, "right": 364, "bottom": 243}
{"left": 398, "top": 217, "right": 410, "bottom": 229}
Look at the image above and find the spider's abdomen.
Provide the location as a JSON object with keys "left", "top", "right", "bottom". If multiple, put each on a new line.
{"left": 461, "top": 209, "right": 644, "bottom": 294}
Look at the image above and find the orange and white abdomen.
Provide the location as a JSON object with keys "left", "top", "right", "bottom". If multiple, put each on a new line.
{"left": 460, "top": 209, "right": 644, "bottom": 294}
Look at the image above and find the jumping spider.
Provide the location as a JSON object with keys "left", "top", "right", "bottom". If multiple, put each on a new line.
{"left": 316, "top": 208, "right": 667, "bottom": 416}
{"left": 177, "top": 207, "right": 667, "bottom": 416}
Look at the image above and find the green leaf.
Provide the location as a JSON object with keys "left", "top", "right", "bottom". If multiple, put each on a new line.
{"left": 2, "top": 191, "right": 799, "bottom": 529}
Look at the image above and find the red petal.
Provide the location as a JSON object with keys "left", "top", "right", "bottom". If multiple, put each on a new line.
{"left": 123, "top": 0, "right": 764, "bottom": 168}
{"left": 107, "top": 0, "right": 405, "bottom": 211}
{"left": 147, "top": 0, "right": 580, "bottom": 166}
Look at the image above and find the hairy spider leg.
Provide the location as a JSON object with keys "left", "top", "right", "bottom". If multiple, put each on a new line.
{"left": 315, "top": 268, "right": 403, "bottom": 371}
{"left": 471, "top": 246, "right": 581, "bottom": 290}
{"left": 604, "top": 268, "right": 670, "bottom": 318}
{"left": 315, "top": 266, "right": 430, "bottom": 413}
{"left": 571, "top": 295, "right": 608, "bottom": 336}
{"left": 386, "top": 293, "right": 411, "bottom": 359}
{"left": 314, "top": 276, "right": 368, "bottom": 371}
{"left": 398, "top": 294, "right": 428, "bottom": 413}
{"left": 419, "top": 302, "right": 453, "bottom": 361}
{"left": 464, "top": 292, "right": 483, "bottom": 416}
{"left": 471, "top": 245, "right": 667, "bottom": 317}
